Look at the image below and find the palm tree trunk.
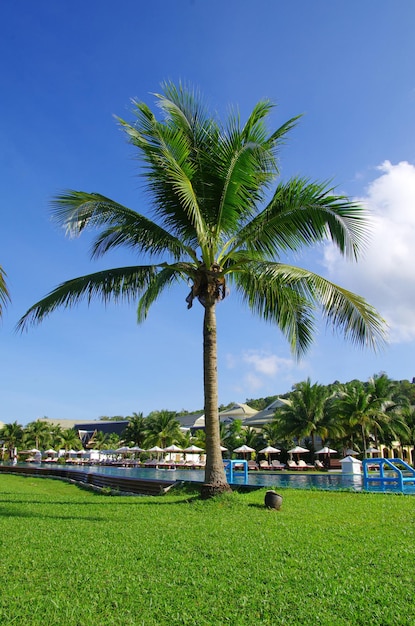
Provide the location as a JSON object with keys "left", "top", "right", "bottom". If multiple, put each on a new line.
{"left": 362, "top": 425, "right": 368, "bottom": 458}
{"left": 201, "top": 302, "right": 231, "bottom": 497}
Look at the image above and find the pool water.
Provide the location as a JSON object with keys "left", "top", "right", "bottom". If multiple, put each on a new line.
{"left": 52, "top": 463, "right": 364, "bottom": 491}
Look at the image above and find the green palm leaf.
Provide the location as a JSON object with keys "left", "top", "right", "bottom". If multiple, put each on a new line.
{"left": 0, "top": 266, "right": 10, "bottom": 317}
{"left": 17, "top": 266, "right": 159, "bottom": 329}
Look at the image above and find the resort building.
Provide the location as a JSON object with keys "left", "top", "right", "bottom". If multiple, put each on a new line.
{"left": 242, "top": 397, "right": 291, "bottom": 428}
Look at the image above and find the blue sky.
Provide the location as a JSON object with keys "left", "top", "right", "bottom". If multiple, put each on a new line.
{"left": 2, "top": 1, "right": 415, "bottom": 426}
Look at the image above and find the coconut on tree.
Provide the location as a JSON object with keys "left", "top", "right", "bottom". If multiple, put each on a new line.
{"left": 18, "top": 82, "right": 385, "bottom": 496}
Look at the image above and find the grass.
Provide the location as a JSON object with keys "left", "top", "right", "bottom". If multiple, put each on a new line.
{"left": 0, "top": 475, "right": 414, "bottom": 625}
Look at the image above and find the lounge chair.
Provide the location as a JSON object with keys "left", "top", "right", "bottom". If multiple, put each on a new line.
{"left": 287, "top": 459, "right": 302, "bottom": 470}
{"left": 259, "top": 460, "right": 271, "bottom": 470}
{"left": 315, "top": 459, "right": 326, "bottom": 470}
{"left": 247, "top": 460, "right": 259, "bottom": 471}
{"left": 297, "top": 459, "right": 314, "bottom": 470}
{"left": 271, "top": 460, "right": 286, "bottom": 470}
{"left": 143, "top": 458, "right": 159, "bottom": 467}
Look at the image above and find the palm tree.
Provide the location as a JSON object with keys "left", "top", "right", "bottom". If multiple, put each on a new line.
{"left": 400, "top": 405, "right": 415, "bottom": 467}
{"left": 144, "top": 410, "right": 181, "bottom": 449}
{"left": 106, "top": 433, "right": 121, "bottom": 448}
{"left": 0, "top": 266, "right": 10, "bottom": 318}
{"left": 57, "top": 428, "right": 82, "bottom": 452}
{"left": 333, "top": 377, "right": 409, "bottom": 457}
{"left": 122, "top": 412, "right": 147, "bottom": 447}
{"left": 23, "top": 420, "right": 52, "bottom": 450}
{"left": 90, "top": 430, "right": 109, "bottom": 450}
{"left": 243, "top": 426, "right": 261, "bottom": 450}
{"left": 366, "top": 373, "right": 408, "bottom": 449}
{"left": 261, "top": 420, "right": 284, "bottom": 448}
{"left": 49, "top": 424, "right": 64, "bottom": 450}
{"left": 17, "top": 82, "right": 385, "bottom": 495}
{"left": 0, "top": 422, "right": 23, "bottom": 459}
{"left": 333, "top": 381, "right": 384, "bottom": 457}
{"left": 274, "top": 378, "right": 333, "bottom": 450}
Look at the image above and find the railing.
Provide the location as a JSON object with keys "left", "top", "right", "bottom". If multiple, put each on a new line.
{"left": 223, "top": 459, "right": 248, "bottom": 484}
{"left": 362, "top": 458, "right": 415, "bottom": 493}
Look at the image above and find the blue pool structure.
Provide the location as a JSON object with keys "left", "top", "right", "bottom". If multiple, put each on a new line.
{"left": 362, "top": 458, "right": 415, "bottom": 494}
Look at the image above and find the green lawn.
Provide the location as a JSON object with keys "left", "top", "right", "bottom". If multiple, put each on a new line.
{"left": 0, "top": 475, "right": 413, "bottom": 625}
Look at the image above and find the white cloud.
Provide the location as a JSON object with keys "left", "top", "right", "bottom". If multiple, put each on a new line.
{"left": 241, "top": 350, "right": 294, "bottom": 376}
{"left": 323, "top": 160, "right": 415, "bottom": 342}
{"left": 225, "top": 348, "right": 304, "bottom": 395}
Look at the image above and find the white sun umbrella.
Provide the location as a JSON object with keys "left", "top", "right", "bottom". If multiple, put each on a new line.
{"left": 259, "top": 445, "right": 281, "bottom": 464}
{"left": 44, "top": 449, "right": 57, "bottom": 455}
{"left": 234, "top": 444, "right": 255, "bottom": 459}
{"left": 164, "top": 444, "right": 183, "bottom": 461}
{"left": 234, "top": 444, "right": 255, "bottom": 453}
{"left": 116, "top": 446, "right": 131, "bottom": 453}
{"left": 259, "top": 445, "right": 281, "bottom": 454}
{"left": 129, "top": 446, "right": 145, "bottom": 457}
{"left": 315, "top": 447, "right": 337, "bottom": 455}
{"left": 288, "top": 445, "right": 309, "bottom": 460}
{"left": 147, "top": 445, "right": 165, "bottom": 459}
{"left": 345, "top": 448, "right": 359, "bottom": 456}
{"left": 183, "top": 445, "right": 205, "bottom": 453}
{"left": 220, "top": 446, "right": 228, "bottom": 452}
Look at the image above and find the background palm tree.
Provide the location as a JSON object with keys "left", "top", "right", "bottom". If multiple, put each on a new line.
{"left": 366, "top": 373, "right": 408, "bottom": 449}
{"left": 18, "top": 82, "right": 385, "bottom": 495}
{"left": 57, "top": 428, "right": 82, "bottom": 452}
{"left": 273, "top": 378, "right": 332, "bottom": 451}
{"left": 400, "top": 405, "right": 415, "bottom": 467}
{"left": 243, "top": 426, "right": 261, "bottom": 450}
{"left": 144, "top": 410, "right": 181, "bottom": 449}
{"left": 90, "top": 430, "right": 109, "bottom": 450}
{"left": 49, "top": 424, "right": 64, "bottom": 450}
{"left": 23, "top": 420, "right": 51, "bottom": 450}
{"left": 106, "top": 433, "right": 121, "bottom": 448}
{"left": 261, "top": 421, "right": 284, "bottom": 449}
{"left": 333, "top": 381, "right": 382, "bottom": 457}
{"left": 0, "top": 422, "right": 23, "bottom": 459}
{"left": 122, "top": 412, "right": 147, "bottom": 447}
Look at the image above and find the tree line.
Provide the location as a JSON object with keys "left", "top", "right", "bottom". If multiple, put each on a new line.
{"left": 2, "top": 373, "right": 415, "bottom": 465}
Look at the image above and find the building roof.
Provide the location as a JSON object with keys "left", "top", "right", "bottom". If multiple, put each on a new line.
{"left": 218, "top": 403, "right": 258, "bottom": 422}
{"left": 175, "top": 412, "right": 204, "bottom": 429}
{"left": 242, "top": 397, "right": 291, "bottom": 427}
{"left": 39, "top": 417, "right": 128, "bottom": 431}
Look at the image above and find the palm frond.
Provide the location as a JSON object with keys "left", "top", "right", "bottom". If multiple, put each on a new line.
{"left": 52, "top": 191, "right": 196, "bottom": 262}
{"left": 136, "top": 265, "right": 185, "bottom": 322}
{"left": 17, "top": 266, "right": 159, "bottom": 331}
{"left": 0, "top": 266, "right": 10, "bottom": 316}
{"left": 231, "top": 178, "right": 368, "bottom": 260}
{"left": 232, "top": 262, "right": 386, "bottom": 357}
{"left": 234, "top": 265, "right": 316, "bottom": 356}
{"left": 118, "top": 112, "right": 210, "bottom": 245}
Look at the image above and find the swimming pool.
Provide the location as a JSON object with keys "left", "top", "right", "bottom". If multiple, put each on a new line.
{"left": 44, "top": 463, "right": 364, "bottom": 491}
